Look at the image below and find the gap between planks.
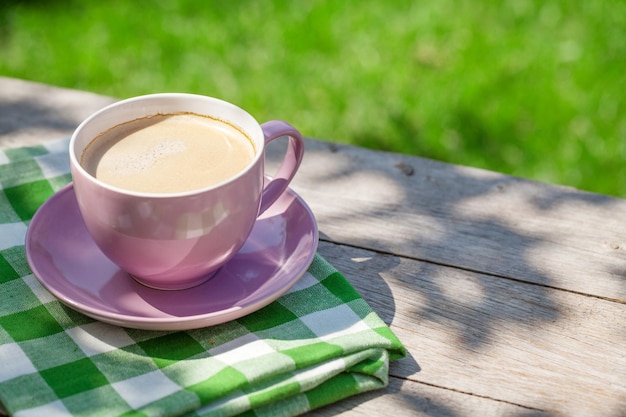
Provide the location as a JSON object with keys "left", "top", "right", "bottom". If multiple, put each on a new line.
{"left": 319, "top": 237, "right": 626, "bottom": 305}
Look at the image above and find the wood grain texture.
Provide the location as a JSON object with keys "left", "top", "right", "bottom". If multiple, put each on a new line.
{"left": 317, "top": 241, "right": 626, "bottom": 416}
{"left": 313, "top": 377, "right": 555, "bottom": 417}
{"left": 2, "top": 78, "right": 625, "bottom": 417}
{"left": 0, "top": 76, "right": 115, "bottom": 148}
{"left": 266, "top": 139, "right": 626, "bottom": 302}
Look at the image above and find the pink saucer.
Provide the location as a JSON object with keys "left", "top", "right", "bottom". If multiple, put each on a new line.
{"left": 25, "top": 184, "right": 318, "bottom": 330}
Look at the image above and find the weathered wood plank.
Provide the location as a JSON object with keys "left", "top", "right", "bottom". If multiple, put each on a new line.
{"left": 313, "top": 376, "right": 554, "bottom": 417}
{"left": 265, "top": 139, "right": 626, "bottom": 301}
{"left": 316, "top": 241, "right": 626, "bottom": 417}
{"left": 0, "top": 76, "right": 115, "bottom": 148}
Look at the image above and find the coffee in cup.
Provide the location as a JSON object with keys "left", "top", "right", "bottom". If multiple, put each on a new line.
{"left": 81, "top": 113, "right": 256, "bottom": 194}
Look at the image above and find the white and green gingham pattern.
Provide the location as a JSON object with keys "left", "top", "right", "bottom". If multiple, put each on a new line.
{"left": 0, "top": 139, "right": 405, "bottom": 417}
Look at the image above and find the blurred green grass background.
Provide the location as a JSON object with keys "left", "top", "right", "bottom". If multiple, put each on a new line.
{"left": 1, "top": 0, "right": 625, "bottom": 196}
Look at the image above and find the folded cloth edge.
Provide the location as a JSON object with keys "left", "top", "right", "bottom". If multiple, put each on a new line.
{"left": 193, "top": 347, "right": 392, "bottom": 417}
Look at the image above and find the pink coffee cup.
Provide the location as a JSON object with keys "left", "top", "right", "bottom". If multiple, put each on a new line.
{"left": 69, "top": 93, "right": 304, "bottom": 290}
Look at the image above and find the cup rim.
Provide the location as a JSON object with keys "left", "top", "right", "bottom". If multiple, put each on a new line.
{"left": 69, "top": 93, "right": 265, "bottom": 198}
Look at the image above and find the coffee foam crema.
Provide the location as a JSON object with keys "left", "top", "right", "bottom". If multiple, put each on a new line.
{"left": 81, "top": 113, "right": 256, "bottom": 194}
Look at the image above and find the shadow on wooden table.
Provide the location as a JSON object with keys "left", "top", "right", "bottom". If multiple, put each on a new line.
{"left": 0, "top": 99, "right": 78, "bottom": 137}
{"left": 266, "top": 139, "right": 626, "bottom": 415}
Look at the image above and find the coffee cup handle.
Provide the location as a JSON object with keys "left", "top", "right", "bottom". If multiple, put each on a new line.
{"left": 258, "top": 120, "right": 305, "bottom": 215}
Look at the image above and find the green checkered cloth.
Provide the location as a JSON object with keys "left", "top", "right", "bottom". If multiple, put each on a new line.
{"left": 0, "top": 138, "right": 405, "bottom": 417}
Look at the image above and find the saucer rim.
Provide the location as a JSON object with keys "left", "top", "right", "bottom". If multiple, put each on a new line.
{"left": 25, "top": 183, "right": 319, "bottom": 330}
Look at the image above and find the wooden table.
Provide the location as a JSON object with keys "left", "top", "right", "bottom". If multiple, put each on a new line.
{"left": 1, "top": 77, "right": 625, "bottom": 417}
